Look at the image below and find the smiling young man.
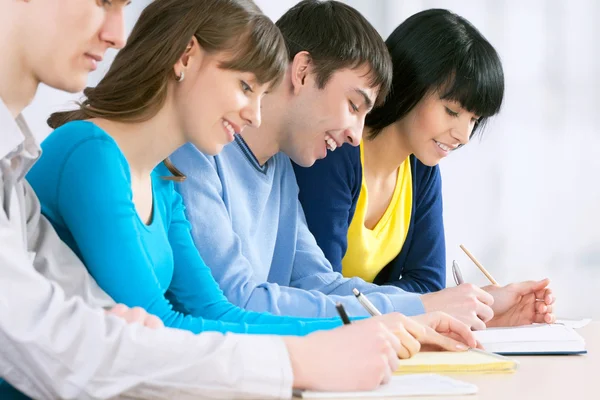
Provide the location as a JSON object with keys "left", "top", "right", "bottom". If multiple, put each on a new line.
{"left": 172, "top": 0, "right": 557, "bottom": 330}
{"left": 170, "top": 0, "right": 433, "bottom": 318}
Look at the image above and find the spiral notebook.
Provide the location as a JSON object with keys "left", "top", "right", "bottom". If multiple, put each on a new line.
{"left": 293, "top": 374, "right": 477, "bottom": 398}
{"left": 393, "top": 349, "right": 517, "bottom": 374}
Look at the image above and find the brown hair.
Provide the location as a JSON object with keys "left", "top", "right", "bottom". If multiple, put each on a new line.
{"left": 48, "top": 0, "right": 287, "bottom": 181}
{"left": 276, "top": 0, "right": 392, "bottom": 107}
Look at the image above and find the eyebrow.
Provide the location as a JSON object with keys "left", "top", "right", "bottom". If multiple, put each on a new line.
{"left": 353, "top": 88, "right": 374, "bottom": 110}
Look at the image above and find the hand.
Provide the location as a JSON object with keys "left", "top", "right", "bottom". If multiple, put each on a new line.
{"left": 373, "top": 312, "right": 474, "bottom": 356}
{"left": 484, "top": 278, "right": 555, "bottom": 328}
{"left": 420, "top": 284, "right": 495, "bottom": 330}
{"left": 285, "top": 319, "right": 402, "bottom": 392}
{"left": 105, "top": 304, "right": 164, "bottom": 329}
{"left": 410, "top": 311, "right": 479, "bottom": 351}
{"left": 368, "top": 313, "right": 423, "bottom": 359}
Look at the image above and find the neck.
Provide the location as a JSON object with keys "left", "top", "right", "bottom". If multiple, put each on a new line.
{"left": 0, "top": 23, "right": 39, "bottom": 117}
{"left": 95, "top": 97, "right": 186, "bottom": 178}
{"left": 239, "top": 84, "right": 289, "bottom": 166}
{"left": 363, "top": 123, "right": 412, "bottom": 177}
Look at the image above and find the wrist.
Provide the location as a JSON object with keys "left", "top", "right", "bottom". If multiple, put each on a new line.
{"left": 283, "top": 336, "right": 312, "bottom": 390}
{"left": 420, "top": 292, "right": 435, "bottom": 312}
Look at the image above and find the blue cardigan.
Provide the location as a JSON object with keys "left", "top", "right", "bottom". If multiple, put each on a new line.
{"left": 292, "top": 144, "right": 446, "bottom": 293}
{"left": 26, "top": 121, "right": 347, "bottom": 336}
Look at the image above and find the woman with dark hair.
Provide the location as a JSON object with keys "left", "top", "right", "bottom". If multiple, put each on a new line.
{"left": 295, "top": 9, "right": 555, "bottom": 329}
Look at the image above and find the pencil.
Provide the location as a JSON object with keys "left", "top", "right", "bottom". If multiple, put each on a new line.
{"left": 459, "top": 244, "right": 499, "bottom": 285}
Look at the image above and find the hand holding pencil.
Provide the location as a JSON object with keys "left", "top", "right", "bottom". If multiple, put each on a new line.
{"left": 458, "top": 244, "right": 556, "bottom": 327}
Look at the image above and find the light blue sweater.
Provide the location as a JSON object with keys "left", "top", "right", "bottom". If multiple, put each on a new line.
{"left": 26, "top": 121, "right": 346, "bottom": 335}
{"left": 171, "top": 135, "right": 425, "bottom": 318}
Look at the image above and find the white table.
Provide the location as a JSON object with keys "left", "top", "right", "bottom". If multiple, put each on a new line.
{"left": 308, "top": 322, "right": 599, "bottom": 400}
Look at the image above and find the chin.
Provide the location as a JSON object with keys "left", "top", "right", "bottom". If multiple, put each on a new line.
{"left": 51, "top": 73, "right": 87, "bottom": 94}
{"left": 415, "top": 153, "right": 442, "bottom": 167}
{"left": 292, "top": 155, "right": 316, "bottom": 168}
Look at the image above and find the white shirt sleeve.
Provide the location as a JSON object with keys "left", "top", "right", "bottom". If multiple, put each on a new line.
{"left": 0, "top": 181, "right": 293, "bottom": 399}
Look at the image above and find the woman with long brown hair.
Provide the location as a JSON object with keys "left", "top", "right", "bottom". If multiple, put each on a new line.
{"left": 26, "top": 0, "right": 342, "bottom": 336}
{"left": 24, "top": 0, "right": 462, "bottom": 356}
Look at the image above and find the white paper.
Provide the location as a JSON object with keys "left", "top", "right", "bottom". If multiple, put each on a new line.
{"left": 474, "top": 324, "right": 583, "bottom": 344}
{"left": 556, "top": 318, "right": 592, "bottom": 329}
{"left": 294, "top": 374, "right": 478, "bottom": 398}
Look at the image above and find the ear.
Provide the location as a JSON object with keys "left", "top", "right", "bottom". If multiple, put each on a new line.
{"left": 289, "top": 51, "right": 312, "bottom": 95}
{"left": 173, "top": 36, "right": 203, "bottom": 80}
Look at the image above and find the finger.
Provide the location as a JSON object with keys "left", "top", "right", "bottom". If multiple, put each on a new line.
{"left": 399, "top": 315, "right": 427, "bottom": 341}
{"left": 381, "top": 323, "right": 402, "bottom": 356}
{"left": 396, "top": 318, "right": 425, "bottom": 358}
{"left": 421, "top": 326, "right": 469, "bottom": 352}
{"left": 394, "top": 325, "right": 418, "bottom": 359}
{"left": 532, "top": 311, "right": 554, "bottom": 324}
{"left": 437, "top": 315, "right": 478, "bottom": 348}
{"left": 535, "top": 301, "right": 548, "bottom": 314}
{"left": 470, "top": 314, "right": 487, "bottom": 331}
{"left": 106, "top": 303, "right": 129, "bottom": 317}
{"left": 475, "top": 301, "right": 494, "bottom": 323}
{"left": 473, "top": 286, "right": 495, "bottom": 306}
{"left": 381, "top": 350, "right": 394, "bottom": 386}
{"left": 534, "top": 287, "right": 553, "bottom": 302}
{"left": 516, "top": 278, "right": 550, "bottom": 296}
{"left": 383, "top": 333, "right": 400, "bottom": 375}
{"left": 545, "top": 291, "right": 554, "bottom": 305}
{"left": 145, "top": 314, "right": 164, "bottom": 329}
{"left": 127, "top": 307, "right": 149, "bottom": 325}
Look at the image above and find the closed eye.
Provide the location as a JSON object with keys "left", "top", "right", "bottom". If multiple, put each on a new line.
{"left": 445, "top": 107, "right": 459, "bottom": 117}
{"left": 349, "top": 101, "right": 359, "bottom": 113}
{"left": 241, "top": 80, "right": 253, "bottom": 93}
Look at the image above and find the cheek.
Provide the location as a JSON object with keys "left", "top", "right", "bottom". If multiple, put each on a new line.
{"left": 413, "top": 109, "right": 447, "bottom": 141}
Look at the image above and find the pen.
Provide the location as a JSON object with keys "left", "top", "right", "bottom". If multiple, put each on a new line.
{"left": 459, "top": 244, "right": 499, "bottom": 285}
{"left": 352, "top": 288, "right": 382, "bottom": 316}
{"left": 452, "top": 260, "right": 465, "bottom": 285}
{"left": 336, "top": 303, "right": 351, "bottom": 325}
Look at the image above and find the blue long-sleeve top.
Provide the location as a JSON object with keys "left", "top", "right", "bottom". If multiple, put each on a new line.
{"left": 26, "top": 120, "right": 345, "bottom": 335}
{"left": 170, "top": 135, "right": 425, "bottom": 318}
{"left": 292, "top": 143, "right": 446, "bottom": 293}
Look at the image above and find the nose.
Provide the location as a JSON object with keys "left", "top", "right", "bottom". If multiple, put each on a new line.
{"left": 344, "top": 118, "right": 365, "bottom": 147}
{"left": 452, "top": 118, "right": 474, "bottom": 146}
{"left": 100, "top": 8, "right": 127, "bottom": 50}
{"left": 240, "top": 96, "right": 262, "bottom": 129}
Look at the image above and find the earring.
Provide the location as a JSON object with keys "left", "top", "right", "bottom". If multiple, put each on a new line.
{"left": 176, "top": 71, "right": 185, "bottom": 82}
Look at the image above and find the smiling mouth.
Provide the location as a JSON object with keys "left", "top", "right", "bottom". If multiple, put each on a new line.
{"left": 325, "top": 133, "right": 340, "bottom": 151}
{"left": 434, "top": 140, "right": 453, "bottom": 152}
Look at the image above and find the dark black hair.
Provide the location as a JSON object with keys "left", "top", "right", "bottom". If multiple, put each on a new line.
{"left": 366, "top": 9, "right": 505, "bottom": 138}
{"left": 276, "top": 0, "right": 392, "bottom": 106}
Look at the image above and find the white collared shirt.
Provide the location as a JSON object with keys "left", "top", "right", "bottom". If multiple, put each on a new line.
{"left": 0, "top": 98, "right": 293, "bottom": 399}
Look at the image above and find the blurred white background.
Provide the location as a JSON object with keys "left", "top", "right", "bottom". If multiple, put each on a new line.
{"left": 24, "top": 0, "right": 600, "bottom": 319}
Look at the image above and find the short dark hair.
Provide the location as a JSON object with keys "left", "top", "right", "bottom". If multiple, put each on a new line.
{"left": 366, "top": 9, "right": 505, "bottom": 138}
{"left": 276, "top": 0, "right": 392, "bottom": 106}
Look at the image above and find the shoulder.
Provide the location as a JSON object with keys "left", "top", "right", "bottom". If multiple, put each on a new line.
{"left": 42, "top": 120, "right": 124, "bottom": 166}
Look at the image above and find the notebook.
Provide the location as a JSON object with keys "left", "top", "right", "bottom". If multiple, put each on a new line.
{"left": 393, "top": 349, "right": 517, "bottom": 374}
{"left": 293, "top": 374, "right": 478, "bottom": 398}
{"left": 474, "top": 324, "right": 587, "bottom": 355}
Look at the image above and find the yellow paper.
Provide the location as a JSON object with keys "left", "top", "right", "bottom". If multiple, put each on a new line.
{"left": 394, "top": 350, "right": 518, "bottom": 374}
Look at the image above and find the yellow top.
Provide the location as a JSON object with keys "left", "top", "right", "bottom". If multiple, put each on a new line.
{"left": 341, "top": 144, "right": 412, "bottom": 282}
